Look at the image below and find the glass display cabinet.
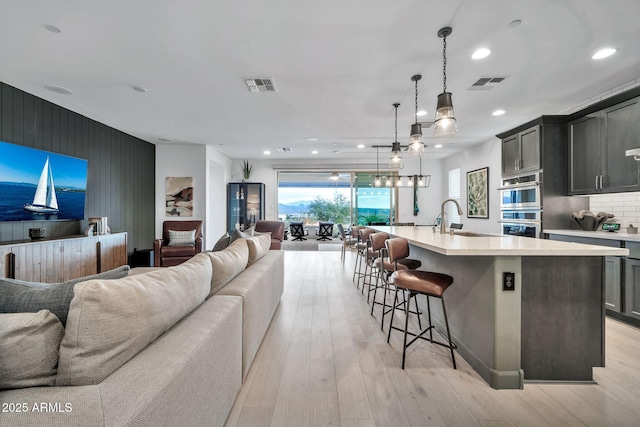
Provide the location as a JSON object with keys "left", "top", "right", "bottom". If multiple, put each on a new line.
{"left": 227, "top": 182, "right": 265, "bottom": 233}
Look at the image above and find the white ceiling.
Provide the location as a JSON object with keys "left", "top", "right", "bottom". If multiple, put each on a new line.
{"left": 1, "top": 0, "right": 639, "bottom": 162}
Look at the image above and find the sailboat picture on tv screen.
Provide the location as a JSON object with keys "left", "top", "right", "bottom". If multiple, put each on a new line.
{"left": 0, "top": 140, "right": 88, "bottom": 222}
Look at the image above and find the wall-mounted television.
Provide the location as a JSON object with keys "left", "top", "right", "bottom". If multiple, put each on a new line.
{"left": 0, "top": 140, "right": 88, "bottom": 222}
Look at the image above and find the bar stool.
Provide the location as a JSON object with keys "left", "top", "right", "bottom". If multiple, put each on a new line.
{"left": 353, "top": 228, "right": 375, "bottom": 289}
{"left": 387, "top": 269, "right": 457, "bottom": 369}
{"left": 371, "top": 237, "right": 422, "bottom": 330}
{"left": 364, "top": 232, "right": 389, "bottom": 302}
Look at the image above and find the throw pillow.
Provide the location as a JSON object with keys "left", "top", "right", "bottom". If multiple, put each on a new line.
{"left": 168, "top": 229, "right": 196, "bottom": 245}
{"left": 203, "top": 238, "right": 249, "bottom": 298}
{"left": 56, "top": 253, "right": 212, "bottom": 386}
{"left": 243, "top": 226, "right": 255, "bottom": 236}
{"left": 0, "top": 265, "right": 130, "bottom": 326}
{"left": 246, "top": 234, "right": 272, "bottom": 266}
{"left": 229, "top": 228, "right": 251, "bottom": 244}
{"left": 211, "top": 232, "right": 230, "bottom": 252}
{"left": 0, "top": 310, "right": 64, "bottom": 389}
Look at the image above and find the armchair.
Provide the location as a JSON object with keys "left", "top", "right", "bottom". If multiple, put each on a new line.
{"left": 316, "top": 221, "right": 334, "bottom": 241}
{"left": 154, "top": 220, "right": 203, "bottom": 267}
{"left": 289, "top": 222, "right": 308, "bottom": 241}
{"left": 254, "top": 220, "right": 285, "bottom": 250}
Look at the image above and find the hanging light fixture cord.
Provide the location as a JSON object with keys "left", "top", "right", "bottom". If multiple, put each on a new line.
{"left": 442, "top": 34, "right": 447, "bottom": 92}
{"left": 414, "top": 78, "right": 419, "bottom": 123}
{"left": 394, "top": 103, "right": 399, "bottom": 141}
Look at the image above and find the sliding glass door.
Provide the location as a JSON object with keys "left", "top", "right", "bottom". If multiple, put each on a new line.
{"left": 352, "top": 173, "right": 396, "bottom": 225}
{"left": 277, "top": 171, "right": 397, "bottom": 226}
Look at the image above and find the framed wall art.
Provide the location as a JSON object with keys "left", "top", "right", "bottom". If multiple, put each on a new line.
{"left": 467, "top": 167, "right": 489, "bottom": 219}
{"left": 166, "top": 177, "right": 193, "bottom": 217}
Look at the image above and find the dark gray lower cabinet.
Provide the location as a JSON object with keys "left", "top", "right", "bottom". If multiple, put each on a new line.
{"left": 624, "top": 258, "right": 640, "bottom": 321}
{"left": 605, "top": 256, "right": 622, "bottom": 313}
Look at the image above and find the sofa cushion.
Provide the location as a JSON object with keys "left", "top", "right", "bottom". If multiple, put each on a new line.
{"left": 211, "top": 232, "right": 230, "bottom": 252}
{"left": 56, "top": 253, "right": 212, "bottom": 386}
{"left": 0, "top": 265, "right": 130, "bottom": 326}
{"left": 0, "top": 310, "right": 65, "bottom": 389}
{"left": 168, "top": 229, "right": 196, "bottom": 245}
{"left": 246, "top": 234, "right": 272, "bottom": 266}
{"left": 203, "top": 238, "right": 249, "bottom": 298}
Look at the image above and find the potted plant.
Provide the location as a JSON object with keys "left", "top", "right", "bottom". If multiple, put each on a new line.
{"left": 242, "top": 160, "right": 253, "bottom": 182}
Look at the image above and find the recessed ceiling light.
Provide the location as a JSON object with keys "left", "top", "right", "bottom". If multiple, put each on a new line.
{"left": 43, "top": 24, "right": 61, "bottom": 33}
{"left": 44, "top": 85, "right": 72, "bottom": 95}
{"left": 492, "top": 109, "right": 506, "bottom": 116}
{"left": 264, "top": 150, "right": 271, "bottom": 155}
{"left": 357, "top": 144, "right": 365, "bottom": 149}
{"left": 157, "top": 137, "right": 171, "bottom": 142}
{"left": 311, "top": 150, "right": 318, "bottom": 154}
{"left": 472, "top": 48, "right": 491, "bottom": 60}
{"left": 306, "top": 137, "right": 318, "bottom": 142}
{"left": 132, "top": 86, "right": 148, "bottom": 93}
{"left": 592, "top": 48, "right": 616, "bottom": 60}
{"left": 416, "top": 110, "right": 428, "bottom": 117}
{"left": 435, "top": 144, "right": 443, "bottom": 148}
{"left": 508, "top": 19, "right": 522, "bottom": 28}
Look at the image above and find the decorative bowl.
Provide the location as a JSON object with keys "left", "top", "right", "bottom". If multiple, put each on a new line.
{"left": 29, "top": 228, "right": 46, "bottom": 240}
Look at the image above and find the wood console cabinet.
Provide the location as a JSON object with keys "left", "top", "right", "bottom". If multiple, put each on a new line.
{"left": 1, "top": 233, "right": 127, "bottom": 282}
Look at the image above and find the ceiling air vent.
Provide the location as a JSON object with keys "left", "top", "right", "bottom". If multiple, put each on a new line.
{"left": 468, "top": 76, "right": 508, "bottom": 91}
{"left": 419, "top": 120, "right": 434, "bottom": 129}
{"left": 244, "top": 77, "right": 277, "bottom": 93}
{"left": 276, "top": 147, "right": 292, "bottom": 152}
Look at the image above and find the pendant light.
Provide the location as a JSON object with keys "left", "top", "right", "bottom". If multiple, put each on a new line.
{"left": 434, "top": 27, "right": 457, "bottom": 137}
{"left": 374, "top": 146, "right": 381, "bottom": 187}
{"left": 389, "top": 103, "right": 404, "bottom": 168}
{"left": 407, "top": 75, "right": 425, "bottom": 157}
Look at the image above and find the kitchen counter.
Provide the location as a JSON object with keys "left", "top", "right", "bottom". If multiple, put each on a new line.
{"left": 369, "top": 225, "right": 618, "bottom": 390}
{"left": 546, "top": 228, "right": 640, "bottom": 243}
{"left": 371, "top": 226, "right": 628, "bottom": 256}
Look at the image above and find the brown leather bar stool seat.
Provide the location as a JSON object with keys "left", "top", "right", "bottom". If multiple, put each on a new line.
{"left": 387, "top": 269, "right": 457, "bottom": 369}
{"left": 371, "top": 237, "right": 422, "bottom": 330}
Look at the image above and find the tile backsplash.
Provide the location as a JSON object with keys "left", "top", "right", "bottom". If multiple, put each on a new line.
{"left": 589, "top": 192, "right": 640, "bottom": 227}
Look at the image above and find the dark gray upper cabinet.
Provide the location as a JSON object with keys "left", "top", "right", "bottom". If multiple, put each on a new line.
{"left": 569, "top": 97, "right": 640, "bottom": 195}
{"left": 569, "top": 114, "right": 601, "bottom": 194}
{"left": 501, "top": 125, "right": 540, "bottom": 176}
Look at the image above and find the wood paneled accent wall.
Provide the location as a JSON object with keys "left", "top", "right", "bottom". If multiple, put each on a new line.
{"left": 0, "top": 83, "right": 155, "bottom": 252}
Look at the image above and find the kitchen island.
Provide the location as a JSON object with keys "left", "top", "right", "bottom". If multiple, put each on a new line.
{"left": 371, "top": 226, "right": 628, "bottom": 389}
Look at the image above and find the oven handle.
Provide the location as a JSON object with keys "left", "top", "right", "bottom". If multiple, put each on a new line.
{"left": 498, "top": 220, "right": 541, "bottom": 225}
{"left": 500, "top": 208, "right": 543, "bottom": 213}
{"left": 498, "top": 182, "right": 540, "bottom": 190}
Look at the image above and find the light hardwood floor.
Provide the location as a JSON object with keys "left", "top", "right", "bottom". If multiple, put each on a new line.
{"left": 226, "top": 251, "right": 640, "bottom": 427}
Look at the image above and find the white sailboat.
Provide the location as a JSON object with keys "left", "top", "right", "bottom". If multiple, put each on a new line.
{"left": 24, "top": 157, "right": 59, "bottom": 213}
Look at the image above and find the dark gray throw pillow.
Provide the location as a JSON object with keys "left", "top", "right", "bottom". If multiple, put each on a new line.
{"left": 211, "top": 232, "right": 230, "bottom": 252}
{"left": 0, "top": 265, "right": 130, "bottom": 326}
{"left": 229, "top": 228, "right": 251, "bottom": 244}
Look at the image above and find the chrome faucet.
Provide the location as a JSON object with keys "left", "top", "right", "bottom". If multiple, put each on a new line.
{"left": 440, "top": 199, "right": 464, "bottom": 234}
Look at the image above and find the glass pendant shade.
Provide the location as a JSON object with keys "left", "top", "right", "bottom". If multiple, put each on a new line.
{"left": 385, "top": 176, "right": 392, "bottom": 187}
{"left": 374, "top": 175, "right": 381, "bottom": 187}
{"left": 434, "top": 92, "right": 457, "bottom": 137}
{"left": 407, "top": 123, "right": 424, "bottom": 157}
{"left": 389, "top": 142, "right": 403, "bottom": 169}
{"left": 407, "top": 176, "right": 413, "bottom": 186}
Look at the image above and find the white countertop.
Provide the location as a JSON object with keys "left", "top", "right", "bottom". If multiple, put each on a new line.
{"left": 545, "top": 229, "right": 640, "bottom": 243}
{"left": 370, "top": 226, "right": 629, "bottom": 256}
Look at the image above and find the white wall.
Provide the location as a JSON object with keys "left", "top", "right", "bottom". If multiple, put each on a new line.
{"left": 441, "top": 137, "right": 502, "bottom": 234}
{"left": 156, "top": 144, "right": 232, "bottom": 248}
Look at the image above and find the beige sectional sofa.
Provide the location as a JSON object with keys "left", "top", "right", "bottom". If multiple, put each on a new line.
{"left": 0, "top": 234, "right": 284, "bottom": 427}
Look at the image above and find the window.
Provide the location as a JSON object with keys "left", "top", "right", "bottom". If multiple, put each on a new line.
{"left": 448, "top": 168, "right": 461, "bottom": 225}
